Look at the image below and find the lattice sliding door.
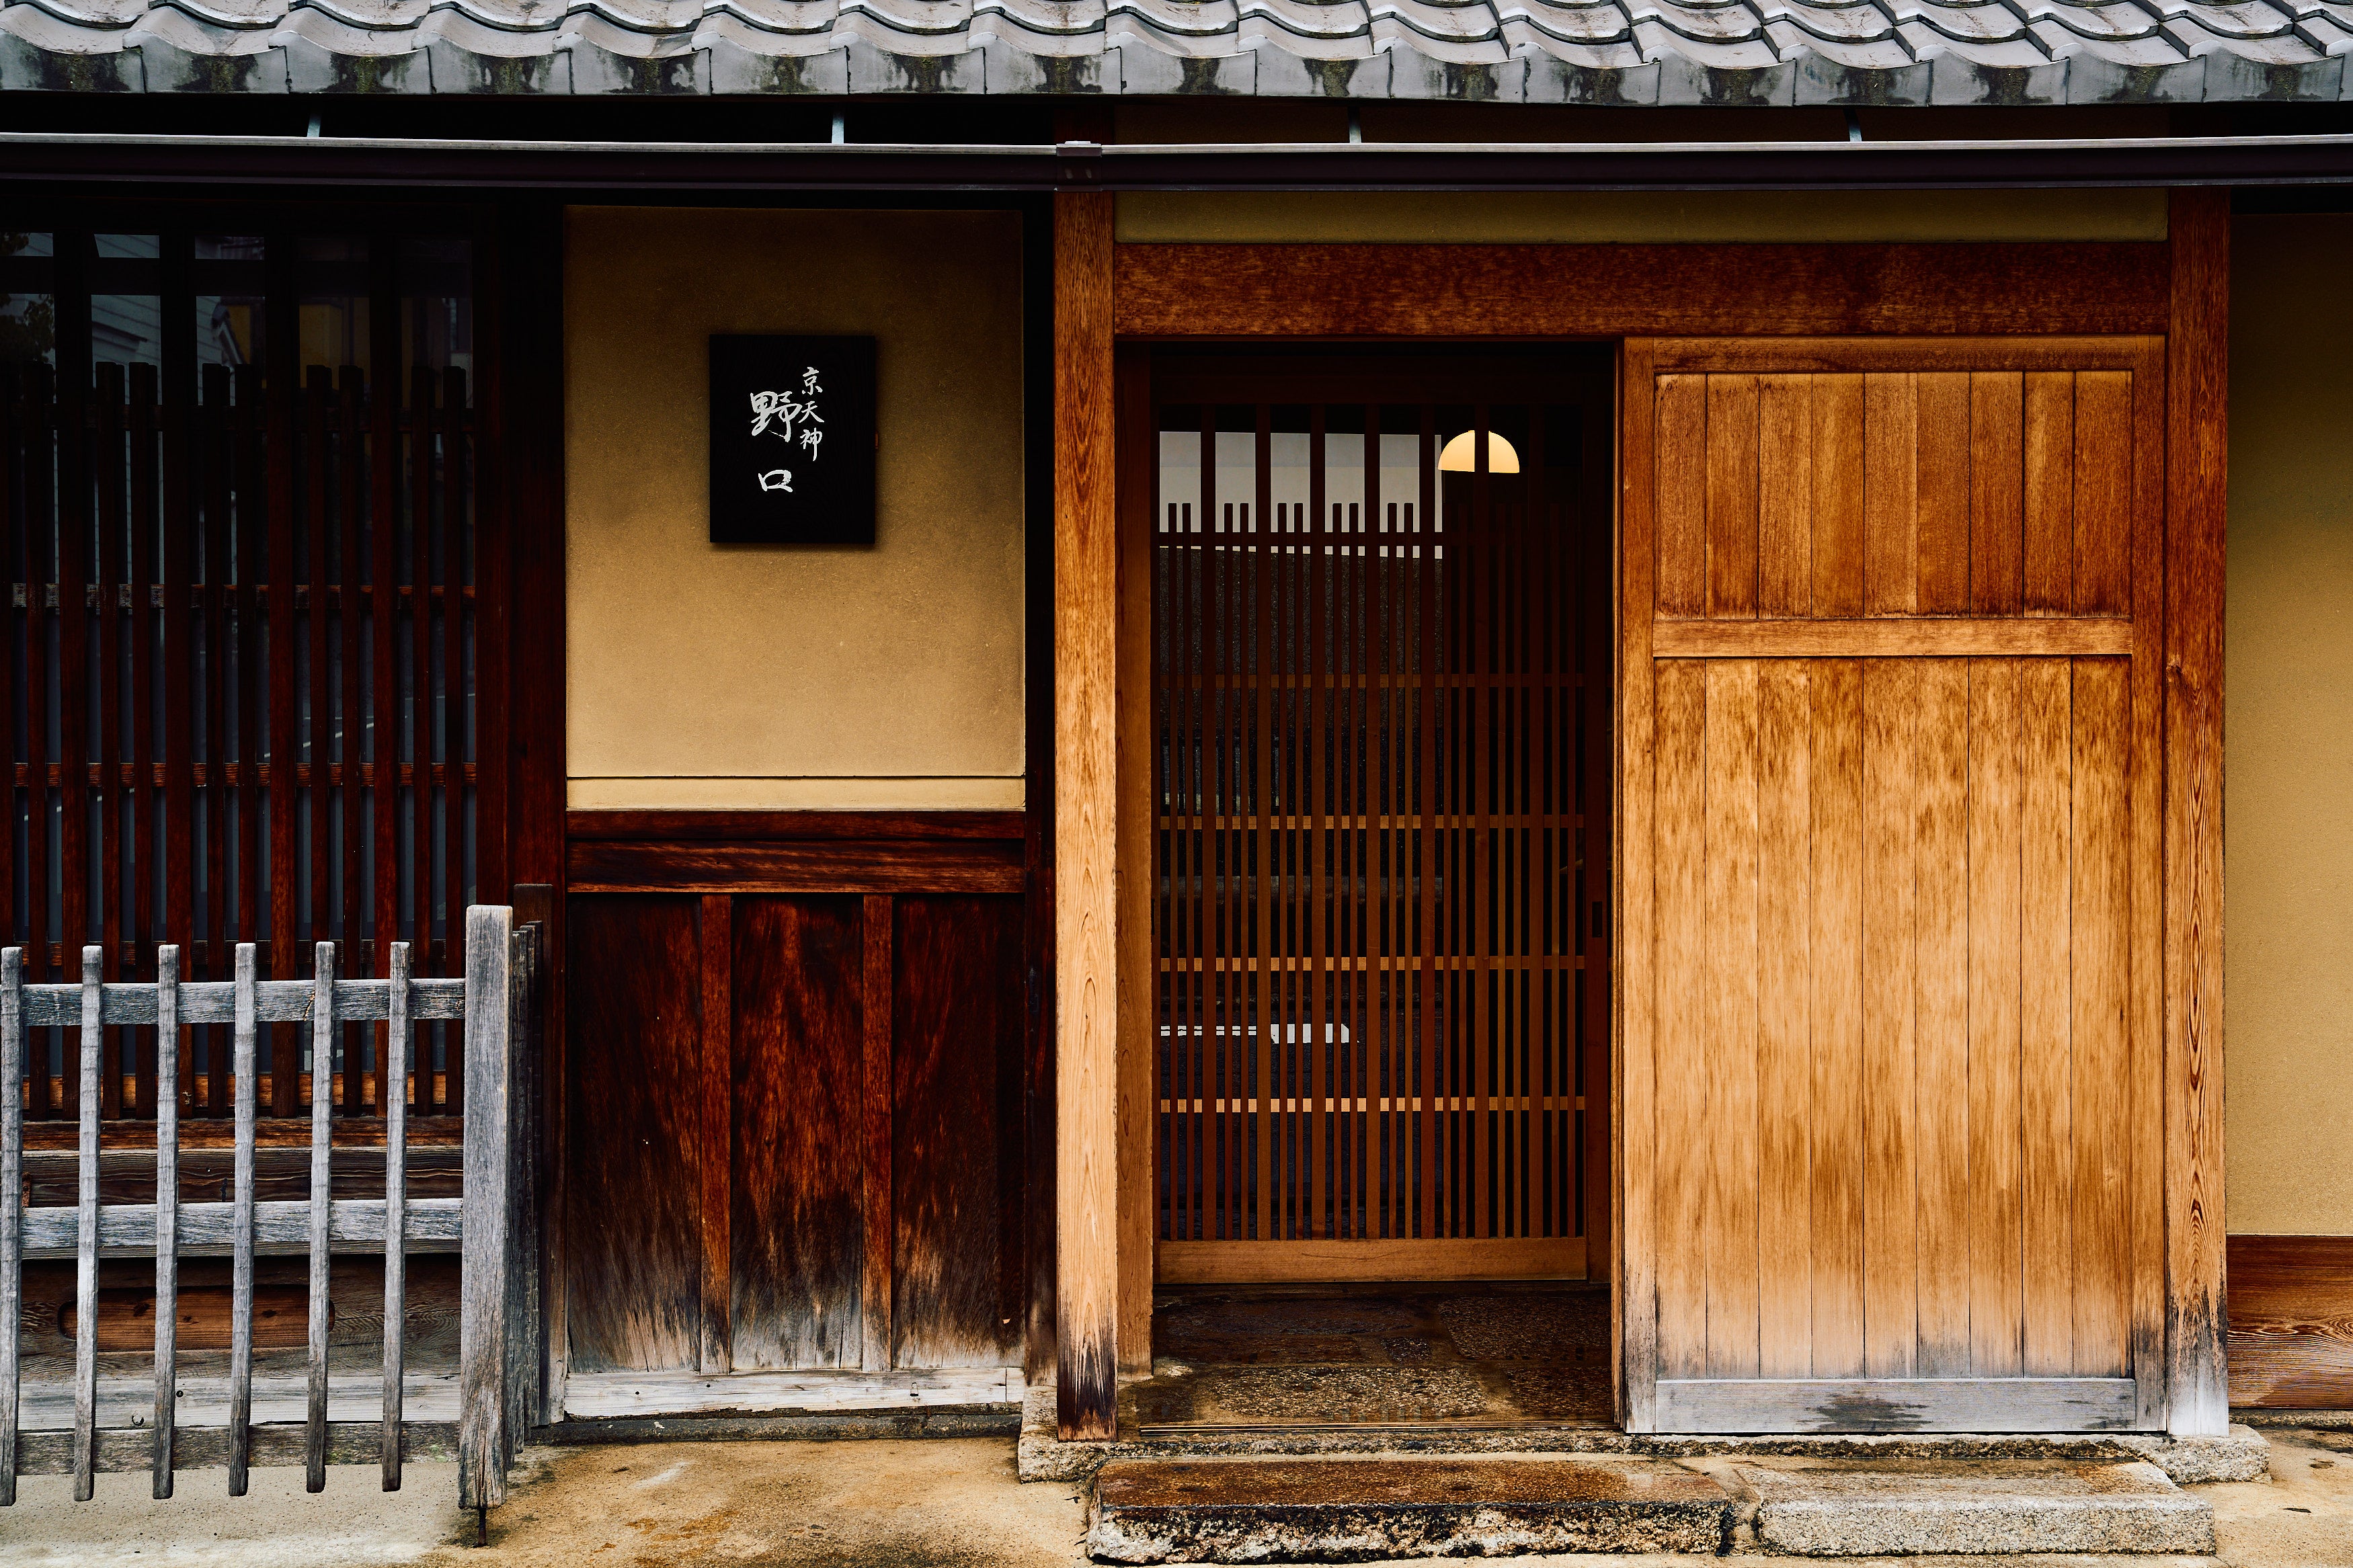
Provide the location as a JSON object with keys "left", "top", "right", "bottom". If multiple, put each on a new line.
{"left": 0, "top": 222, "right": 499, "bottom": 1132}
{"left": 1150, "top": 356, "right": 1610, "bottom": 1283}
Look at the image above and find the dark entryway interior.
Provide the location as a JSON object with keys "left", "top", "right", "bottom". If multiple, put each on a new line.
{"left": 1125, "top": 1281, "right": 1611, "bottom": 1436}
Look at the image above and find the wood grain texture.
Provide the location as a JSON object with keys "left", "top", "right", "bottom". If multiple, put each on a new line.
{"left": 566, "top": 812, "right": 1025, "bottom": 842}
{"left": 1860, "top": 658, "right": 1919, "bottom": 1381}
{"left": 1616, "top": 339, "right": 1659, "bottom": 1432}
{"left": 2163, "top": 189, "right": 2229, "bottom": 1438}
{"left": 1967, "top": 661, "right": 2024, "bottom": 1379}
{"left": 1114, "top": 246, "right": 2170, "bottom": 340}
{"left": 699, "top": 899, "right": 734, "bottom": 1375}
{"left": 567, "top": 839, "right": 1024, "bottom": 896}
{"left": 1652, "top": 620, "right": 2132, "bottom": 659}
{"left": 1156, "top": 1238, "right": 1585, "bottom": 1284}
{"left": 1755, "top": 661, "right": 1811, "bottom": 1380}
{"left": 1807, "top": 662, "right": 1865, "bottom": 1380}
{"left": 1113, "top": 349, "right": 1156, "bottom": 1379}
{"left": 728, "top": 897, "right": 862, "bottom": 1372}
{"left": 1053, "top": 188, "right": 1120, "bottom": 1442}
{"left": 891, "top": 897, "right": 1024, "bottom": 1371}
{"left": 861, "top": 896, "right": 894, "bottom": 1374}
{"left": 1702, "top": 660, "right": 1761, "bottom": 1380}
{"left": 2227, "top": 1235, "right": 2353, "bottom": 1409}
{"left": 562, "top": 898, "right": 702, "bottom": 1374}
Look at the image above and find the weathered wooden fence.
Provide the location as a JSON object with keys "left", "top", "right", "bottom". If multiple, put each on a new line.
{"left": 0, "top": 905, "right": 538, "bottom": 1510}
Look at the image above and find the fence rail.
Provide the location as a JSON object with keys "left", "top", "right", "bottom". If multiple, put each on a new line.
{"left": 0, "top": 905, "right": 536, "bottom": 1512}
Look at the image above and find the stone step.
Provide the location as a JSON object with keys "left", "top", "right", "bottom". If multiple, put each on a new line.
{"left": 1729, "top": 1456, "right": 2218, "bottom": 1557}
{"left": 1085, "top": 1453, "right": 1734, "bottom": 1563}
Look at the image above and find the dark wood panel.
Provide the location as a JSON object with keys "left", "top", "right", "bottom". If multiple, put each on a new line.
{"left": 563, "top": 895, "right": 703, "bottom": 1374}
{"left": 569, "top": 811, "right": 1025, "bottom": 842}
{"left": 567, "top": 839, "right": 1025, "bottom": 895}
{"left": 730, "top": 896, "right": 866, "bottom": 1371}
{"left": 1113, "top": 243, "right": 2170, "bottom": 340}
{"left": 2229, "top": 1235, "right": 2353, "bottom": 1409}
{"left": 892, "top": 895, "right": 1025, "bottom": 1370}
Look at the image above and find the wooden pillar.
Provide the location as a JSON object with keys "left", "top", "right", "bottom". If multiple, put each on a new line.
{"left": 1054, "top": 188, "right": 1121, "bottom": 1440}
{"left": 2163, "top": 188, "right": 2230, "bottom": 1436}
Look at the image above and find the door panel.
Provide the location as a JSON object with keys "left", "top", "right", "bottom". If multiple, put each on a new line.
{"left": 1622, "top": 337, "right": 2165, "bottom": 1434}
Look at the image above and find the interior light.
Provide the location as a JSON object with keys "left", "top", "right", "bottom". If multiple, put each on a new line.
{"left": 1437, "top": 430, "right": 1521, "bottom": 474}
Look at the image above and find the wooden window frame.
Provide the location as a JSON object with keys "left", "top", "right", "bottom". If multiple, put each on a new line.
{"left": 1051, "top": 191, "right": 2227, "bottom": 1439}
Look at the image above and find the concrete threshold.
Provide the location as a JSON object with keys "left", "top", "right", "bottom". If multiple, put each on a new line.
{"left": 1019, "top": 1385, "right": 2271, "bottom": 1489}
{"left": 1082, "top": 1450, "right": 2222, "bottom": 1563}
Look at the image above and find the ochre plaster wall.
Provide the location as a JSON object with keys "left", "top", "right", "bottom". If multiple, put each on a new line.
{"left": 1115, "top": 189, "right": 2167, "bottom": 244}
{"left": 565, "top": 206, "right": 1025, "bottom": 811}
{"left": 2226, "top": 214, "right": 2353, "bottom": 1235}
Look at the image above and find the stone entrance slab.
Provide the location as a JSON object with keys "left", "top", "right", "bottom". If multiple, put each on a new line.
{"left": 1734, "top": 1457, "right": 2217, "bottom": 1557}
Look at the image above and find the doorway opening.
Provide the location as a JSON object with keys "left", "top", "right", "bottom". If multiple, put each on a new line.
{"left": 1138, "top": 344, "right": 1616, "bottom": 1424}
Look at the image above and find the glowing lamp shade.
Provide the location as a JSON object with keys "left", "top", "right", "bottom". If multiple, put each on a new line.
{"left": 1436, "top": 430, "right": 1521, "bottom": 474}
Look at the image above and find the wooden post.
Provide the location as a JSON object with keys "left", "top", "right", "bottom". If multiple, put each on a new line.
{"left": 1, "top": 950, "right": 19, "bottom": 1505}
{"left": 228, "top": 943, "right": 257, "bottom": 1495}
{"left": 2165, "top": 188, "right": 2230, "bottom": 1437}
{"left": 459, "top": 904, "right": 515, "bottom": 1512}
{"left": 152, "top": 946, "right": 179, "bottom": 1498}
{"left": 1054, "top": 187, "right": 1122, "bottom": 1442}
{"left": 305, "top": 944, "right": 335, "bottom": 1492}
{"left": 72, "top": 948, "right": 99, "bottom": 1501}
{"left": 383, "top": 941, "right": 410, "bottom": 1490}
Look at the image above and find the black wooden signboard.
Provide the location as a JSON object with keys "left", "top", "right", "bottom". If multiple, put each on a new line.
{"left": 708, "top": 334, "right": 877, "bottom": 545}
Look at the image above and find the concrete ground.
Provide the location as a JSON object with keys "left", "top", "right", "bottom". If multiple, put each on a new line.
{"left": 0, "top": 1428, "right": 2344, "bottom": 1566}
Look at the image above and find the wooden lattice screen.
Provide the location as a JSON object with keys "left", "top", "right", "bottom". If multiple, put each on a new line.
{"left": 0, "top": 222, "right": 500, "bottom": 1128}
{"left": 1151, "top": 356, "right": 1612, "bottom": 1280}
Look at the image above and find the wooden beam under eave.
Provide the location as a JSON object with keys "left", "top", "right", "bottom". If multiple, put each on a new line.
{"left": 1054, "top": 189, "right": 1121, "bottom": 1442}
{"left": 2163, "top": 188, "right": 2229, "bottom": 1438}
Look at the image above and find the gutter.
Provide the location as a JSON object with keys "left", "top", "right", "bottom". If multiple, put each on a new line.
{"left": 1, "top": 130, "right": 2352, "bottom": 192}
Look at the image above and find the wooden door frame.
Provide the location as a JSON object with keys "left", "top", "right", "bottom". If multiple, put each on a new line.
{"left": 1049, "top": 190, "right": 2227, "bottom": 1441}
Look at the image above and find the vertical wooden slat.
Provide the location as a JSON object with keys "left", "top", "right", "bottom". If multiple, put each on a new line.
{"left": 58, "top": 364, "right": 90, "bottom": 1085}
{"left": 200, "top": 364, "right": 231, "bottom": 1119}
{"left": 1756, "top": 659, "right": 1811, "bottom": 1378}
{"left": 382, "top": 939, "right": 410, "bottom": 1490}
{"left": 305, "top": 942, "right": 334, "bottom": 1490}
{"left": 442, "top": 368, "right": 468, "bottom": 938}
{"left": 2071, "top": 658, "right": 2130, "bottom": 1378}
{"left": 95, "top": 366, "right": 125, "bottom": 1125}
{"left": 2021, "top": 373, "right": 2075, "bottom": 617}
{"left": 457, "top": 903, "right": 515, "bottom": 1512}
{"left": 0, "top": 947, "right": 18, "bottom": 1503}
{"left": 1705, "top": 374, "right": 1760, "bottom": 620}
{"left": 152, "top": 945, "right": 179, "bottom": 1498}
{"left": 235, "top": 364, "right": 267, "bottom": 1117}
{"left": 1757, "top": 376, "right": 1812, "bottom": 618}
{"left": 131, "top": 362, "right": 161, "bottom": 1124}
{"left": 1914, "top": 374, "right": 1970, "bottom": 616}
{"left": 1970, "top": 373, "right": 2025, "bottom": 616}
{"left": 24, "top": 369, "right": 52, "bottom": 1103}
{"left": 698, "top": 893, "right": 731, "bottom": 1374}
{"left": 1652, "top": 657, "right": 1706, "bottom": 1380}
{"left": 1655, "top": 375, "right": 1706, "bottom": 618}
{"left": 268, "top": 243, "right": 302, "bottom": 1121}
{"left": 1812, "top": 375, "right": 1866, "bottom": 618}
{"left": 1306, "top": 407, "right": 1326, "bottom": 1241}
{"left": 1702, "top": 660, "right": 1761, "bottom": 1378}
{"left": 1912, "top": 659, "right": 1969, "bottom": 1376}
{"left": 336, "top": 368, "right": 366, "bottom": 1117}
{"left": 2072, "top": 373, "right": 2132, "bottom": 620}
{"left": 228, "top": 942, "right": 257, "bottom": 1495}
{"left": 305, "top": 373, "right": 333, "bottom": 1093}
{"left": 0, "top": 368, "right": 16, "bottom": 979}
{"left": 1862, "top": 374, "right": 1917, "bottom": 618}
{"left": 2018, "top": 660, "right": 2074, "bottom": 1376}
{"left": 411, "top": 367, "right": 438, "bottom": 1110}
{"left": 1254, "top": 405, "right": 1274, "bottom": 1247}
{"left": 1470, "top": 408, "right": 1491, "bottom": 1243}
{"left": 1968, "top": 660, "right": 2025, "bottom": 1377}
{"left": 861, "top": 893, "right": 894, "bottom": 1372}
{"left": 1808, "top": 661, "right": 1866, "bottom": 1378}
{"left": 368, "top": 245, "right": 402, "bottom": 1116}
{"left": 1860, "top": 659, "right": 1919, "bottom": 1378}
{"left": 1051, "top": 189, "right": 1119, "bottom": 1442}
{"left": 2128, "top": 337, "right": 2169, "bottom": 1430}
{"left": 72, "top": 948, "right": 101, "bottom": 1501}
{"left": 1618, "top": 343, "right": 1660, "bottom": 1428}
{"left": 160, "top": 238, "right": 196, "bottom": 1130}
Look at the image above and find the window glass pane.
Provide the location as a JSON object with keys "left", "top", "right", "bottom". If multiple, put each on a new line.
{"left": 196, "top": 235, "right": 266, "bottom": 372}
{"left": 92, "top": 233, "right": 163, "bottom": 370}
{"left": 0, "top": 230, "right": 54, "bottom": 366}
{"left": 400, "top": 237, "right": 472, "bottom": 399}
{"left": 298, "top": 235, "right": 368, "bottom": 376}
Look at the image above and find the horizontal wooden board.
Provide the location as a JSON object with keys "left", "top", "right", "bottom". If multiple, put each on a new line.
{"left": 13, "top": 1373, "right": 463, "bottom": 1430}
{"left": 567, "top": 839, "right": 1026, "bottom": 895}
{"left": 562, "top": 1367, "right": 1024, "bottom": 1418}
{"left": 1649, "top": 337, "right": 2160, "bottom": 375}
{"left": 1158, "top": 1239, "right": 1587, "bottom": 1284}
{"left": 567, "top": 810, "right": 1025, "bottom": 843}
{"left": 1114, "top": 244, "right": 2170, "bottom": 340}
{"left": 1652, "top": 1377, "right": 2143, "bottom": 1434}
{"left": 13, "top": 977, "right": 467, "bottom": 1027}
{"left": 1650, "top": 620, "right": 2132, "bottom": 659}
{"left": 10, "top": 1421, "right": 456, "bottom": 1476}
{"left": 2227, "top": 1235, "right": 2353, "bottom": 1409}
{"left": 19, "top": 1117, "right": 465, "bottom": 1153}
{"left": 20, "top": 1196, "right": 463, "bottom": 1257}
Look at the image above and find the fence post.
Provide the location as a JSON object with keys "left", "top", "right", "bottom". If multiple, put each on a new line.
{"left": 458, "top": 906, "right": 515, "bottom": 1518}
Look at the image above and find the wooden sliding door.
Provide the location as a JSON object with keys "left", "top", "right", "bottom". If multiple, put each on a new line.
{"left": 1146, "top": 351, "right": 1612, "bottom": 1284}
{"left": 1619, "top": 337, "right": 2167, "bottom": 1432}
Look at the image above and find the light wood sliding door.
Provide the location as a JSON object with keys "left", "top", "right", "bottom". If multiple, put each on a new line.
{"left": 1146, "top": 352, "right": 1613, "bottom": 1284}
{"left": 1619, "top": 337, "right": 2167, "bottom": 1434}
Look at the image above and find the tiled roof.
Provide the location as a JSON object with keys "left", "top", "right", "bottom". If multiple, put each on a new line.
{"left": 1, "top": 0, "right": 2346, "bottom": 101}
